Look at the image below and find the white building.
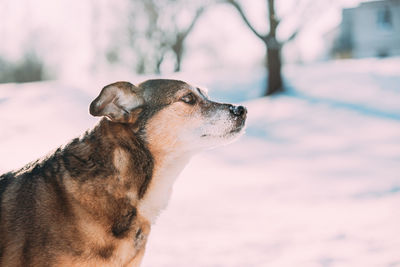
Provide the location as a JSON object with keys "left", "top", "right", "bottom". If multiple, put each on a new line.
{"left": 332, "top": 0, "right": 400, "bottom": 58}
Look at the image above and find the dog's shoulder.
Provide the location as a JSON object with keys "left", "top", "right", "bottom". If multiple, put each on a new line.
{"left": 0, "top": 172, "right": 13, "bottom": 193}
{"left": 0, "top": 171, "right": 14, "bottom": 216}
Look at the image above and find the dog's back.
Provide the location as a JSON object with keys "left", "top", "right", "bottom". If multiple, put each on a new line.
{"left": 0, "top": 152, "right": 82, "bottom": 266}
{"left": 0, "top": 172, "right": 12, "bottom": 262}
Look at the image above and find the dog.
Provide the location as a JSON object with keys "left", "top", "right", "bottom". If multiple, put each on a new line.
{"left": 0, "top": 79, "right": 247, "bottom": 267}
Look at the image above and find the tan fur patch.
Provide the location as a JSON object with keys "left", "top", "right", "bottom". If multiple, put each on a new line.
{"left": 55, "top": 216, "right": 150, "bottom": 267}
{"left": 113, "top": 148, "right": 138, "bottom": 200}
{"left": 146, "top": 102, "right": 199, "bottom": 156}
{"left": 139, "top": 104, "right": 197, "bottom": 223}
{"left": 113, "top": 148, "right": 130, "bottom": 173}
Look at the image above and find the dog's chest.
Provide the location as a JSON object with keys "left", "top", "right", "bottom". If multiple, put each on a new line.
{"left": 138, "top": 155, "right": 189, "bottom": 224}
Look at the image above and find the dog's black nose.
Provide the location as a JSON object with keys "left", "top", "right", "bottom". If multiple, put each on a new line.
{"left": 229, "top": 105, "right": 247, "bottom": 117}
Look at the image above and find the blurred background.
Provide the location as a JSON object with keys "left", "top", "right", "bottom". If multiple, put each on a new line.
{"left": 0, "top": 0, "right": 400, "bottom": 266}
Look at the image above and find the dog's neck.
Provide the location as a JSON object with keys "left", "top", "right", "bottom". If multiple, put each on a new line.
{"left": 97, "top": 118, "right": 193, "bottom": 224}
{"left": 62, "top": 119, "right": 153, "bottom": 219}
{"left": 138, "top": 149, "right": 192, "bottom": 224}
{"left": 138, "top": 126, "right": 194, "bottom": 224}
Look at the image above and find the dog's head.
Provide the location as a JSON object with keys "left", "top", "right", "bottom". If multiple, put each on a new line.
{"left": 90, "top": 80, "right": 247, "bottom": 153}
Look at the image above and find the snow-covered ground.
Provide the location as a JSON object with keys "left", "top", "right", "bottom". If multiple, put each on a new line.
{"left": 1, "top": 58, "right": 399, "bottom": 267}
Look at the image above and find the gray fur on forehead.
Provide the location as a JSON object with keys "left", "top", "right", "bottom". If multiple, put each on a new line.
{"left": 138, "top": 79, "right": 191, "bottom": 101}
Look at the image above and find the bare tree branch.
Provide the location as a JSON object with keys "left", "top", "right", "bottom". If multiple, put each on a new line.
{"left": 285, "top": 30, "right": 298, "bottom": 43}
{"left": 181, "top": 7, "right": 205, "bottom": 40}
{"left": 267, "top": 0, "right": 279, "bottom": 37}
{"left": 171, "top": 6, "right": 206, "bottom": 72}
{"left": 225, "top": 0, "right": 267, "bottom": 42}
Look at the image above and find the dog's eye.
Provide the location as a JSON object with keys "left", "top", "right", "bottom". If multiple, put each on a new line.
{"left": 181, "top": 93, "right": 196, "bottom": 105}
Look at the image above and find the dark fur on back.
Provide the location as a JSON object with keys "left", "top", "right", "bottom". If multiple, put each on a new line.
{"left": 0, "top": 119, "right": 153, "bottom": 266}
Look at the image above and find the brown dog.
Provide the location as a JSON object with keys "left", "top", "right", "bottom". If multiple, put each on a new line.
{"left": 0, "top": 79, "right": 247, "bottom": 266}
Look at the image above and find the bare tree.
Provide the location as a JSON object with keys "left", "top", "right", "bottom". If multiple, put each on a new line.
{"left": 171, "top": 7, "right": 205, "bottom": 72}
{"left": 125, "top": 0, "right": 167, "bottom": 74}
{"left": 125, "top": 0, "right": 206, "bottom": 74}
{"left": 225, "top": 0, "right": 302, "bottom": 96}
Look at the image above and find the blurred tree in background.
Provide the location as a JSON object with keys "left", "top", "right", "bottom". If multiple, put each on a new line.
{"left": 225, "top": 0, "right": 318, "bottom": 96}
{"left": 110, "top": 0, "right": 207, "bottom": 74}
{"left": 225, "top": 0, "right": 291, "bottom": 96}
{"left": 0, "top": 0, "right": 328, "bottom": 89}
{"left": 170, "top": 7, "right": 205, "bottom": 72}
{"left": 0, "top": 51, "right": 47, "bottom": 83}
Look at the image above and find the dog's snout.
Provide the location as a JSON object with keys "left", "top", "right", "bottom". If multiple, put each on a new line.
{"left": 229, "top": 105, "right": 247, "bottom": 117}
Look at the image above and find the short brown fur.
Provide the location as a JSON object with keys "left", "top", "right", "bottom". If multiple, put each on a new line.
{"left": 0, "top": 118, "right": 152, "bottom": 267}
{"left": 0, "top": 79, "right": 247, "bottom": 266}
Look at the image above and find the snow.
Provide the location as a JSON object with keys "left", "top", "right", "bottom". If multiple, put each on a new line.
{"left": 1, "top": 58, "right": 400, "bottom": 266}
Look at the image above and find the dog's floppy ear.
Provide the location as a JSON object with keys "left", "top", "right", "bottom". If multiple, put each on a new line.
{"left": 90, "top": 81, "right": 144, "bottom": 123}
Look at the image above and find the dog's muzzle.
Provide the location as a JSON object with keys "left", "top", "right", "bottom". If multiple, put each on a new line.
{"left": 229, "top": 104, "right": 247, "bottom": 134}
{"left": 229, "top": 105, "right": 247, "bottom": 118}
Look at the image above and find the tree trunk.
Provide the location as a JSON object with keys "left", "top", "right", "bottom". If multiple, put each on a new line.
{"left": 174, "top": 50, "right": 182, "bottom": 72}
{"left": 155, "top": 52, "right": 165, "bottom": 74}
{"left": 265, "top": 0, "right": 283, "bottom": 96}
{"left": 172, "top": 38, "right": 183, "bottom": 72}
{"left": 265, "top": 46, "right": 283, "bottom": 96}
